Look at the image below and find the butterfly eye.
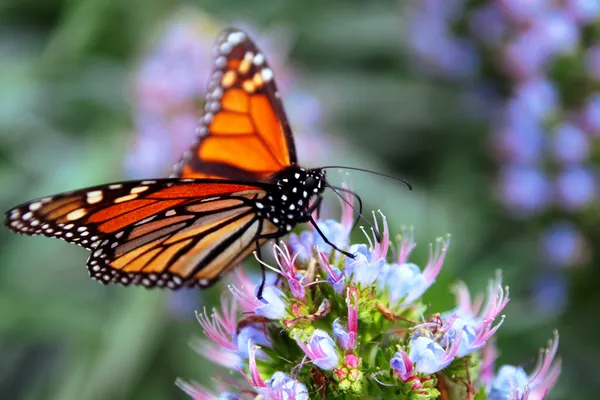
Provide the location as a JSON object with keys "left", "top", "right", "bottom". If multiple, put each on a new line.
{"left": 305, "top": 176, "right": 318, "bottom": 191}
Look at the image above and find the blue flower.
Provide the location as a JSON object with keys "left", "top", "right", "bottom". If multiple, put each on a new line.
{"left": 408, "top": 335, "right": 460, "bottom": 375}
{"left": 488, "top": 365, "right": 530, "bottom": 400}
{"left": 266, "top": 372, "right": 309, "bottom": 400}
{"left": 378, "top": 236, "right": 449, "bottom": 307}
{"left": 255, "top": 286, "right": 288, "bottom": 320}
{"left": 498, "top": 165, "right": 550, "bottom": 216}
{"left": 344, "top": 244, "right": 385, "bottom": 287}
{"left": 296, "top": 329, "right": 340, "bottom": 370}
{"left": 235, "top": 324, "right": 271, "bottom": 357}
{"left": 314, "top": 219, "right": 350, "bottom": 256}
{"left": 488, "top": 333, "right": 561, "bottom": 399}
{"left": 378, "top": 262, "right": 426, "bottom": 306}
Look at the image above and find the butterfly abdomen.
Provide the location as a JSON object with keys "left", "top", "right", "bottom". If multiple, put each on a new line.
{"left": 258, "top": 166, "right": 325, "bottom": 233}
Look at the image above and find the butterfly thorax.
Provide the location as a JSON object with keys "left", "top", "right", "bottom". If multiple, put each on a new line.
{"left": 257, "top": 167, "right": 325, "bottom": 233}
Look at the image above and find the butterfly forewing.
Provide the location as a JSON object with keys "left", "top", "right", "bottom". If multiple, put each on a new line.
{"left": 5, "top": 179, "right": 279, "bottom": 288}
{"left": 172, "top": 28, "right": 298, "bottom": 181}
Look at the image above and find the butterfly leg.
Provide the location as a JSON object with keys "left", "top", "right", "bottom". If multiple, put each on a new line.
{"left": 255, "top": 238, "right": 267, "bottom": 301}
{"left": 308, "top": 215, "right": 355, "bottom": 259}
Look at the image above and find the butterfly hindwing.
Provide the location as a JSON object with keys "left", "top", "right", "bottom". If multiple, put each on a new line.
{"left": 5, "top": 179, "right": 279, "bottom": 288}
{"left": 172, "top": 28, "right": 297, "bottom": 180}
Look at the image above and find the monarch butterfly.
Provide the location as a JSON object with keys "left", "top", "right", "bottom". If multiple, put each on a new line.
{"left": 4, "top": 29, "right": 408, "bottom": 295}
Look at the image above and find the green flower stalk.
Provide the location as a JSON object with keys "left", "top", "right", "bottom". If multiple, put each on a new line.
{"left": 178, "top": 203, "right": 560, "bottom": 399}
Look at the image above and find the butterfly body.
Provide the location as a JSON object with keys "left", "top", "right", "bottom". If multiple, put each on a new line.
{"left": 4, "top": 28, "right": 348, "bottom": 291}
{"left": 258, "top": 166, "right": 325, "bottom": 232}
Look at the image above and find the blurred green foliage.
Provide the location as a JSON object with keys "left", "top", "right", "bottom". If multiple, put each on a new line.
{"left": 0, "top": 0, "right": 597, "bottom": 399}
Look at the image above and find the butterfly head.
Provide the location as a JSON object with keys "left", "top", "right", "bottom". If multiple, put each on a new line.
{"left": 261, "top": 167, "right": 326, "bottom": 232}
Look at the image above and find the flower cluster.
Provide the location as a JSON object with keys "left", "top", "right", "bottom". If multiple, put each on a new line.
{"left": 178, "top": 203, "right": 560, "bottom": 399}
{"left": 405, "top": 0, "right": 600, "bottom": 310}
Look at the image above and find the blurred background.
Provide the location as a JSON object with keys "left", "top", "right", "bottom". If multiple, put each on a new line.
{"left": 0, "top": 0, "right": 598, "bottom": 399}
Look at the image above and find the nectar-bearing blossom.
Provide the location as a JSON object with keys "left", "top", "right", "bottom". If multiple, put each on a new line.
{"left": 179, "top": 204, "right": 561, "bottom": 399}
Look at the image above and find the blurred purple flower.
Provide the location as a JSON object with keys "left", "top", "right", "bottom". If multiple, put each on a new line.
{"left": 468, "top": 5, "right": 507, "bottom": 45}
{"left": 493, "top": 113, "right": 545, "bottom": 163}
{"left": 565, "top": 0, "right": 600, "bottom": 24}
{"left": 581, "top": 92, "right": 600, "bottom": 135}
{"left": 540, "top": 222, "right": 589, "bottom": 267}
{"left": 503, "top": 30, "right": 551, "bottom": 79}
{"left": 531, "top": 272, "right": 568, "bottom": 314}
{"left": 497, "top": 0, "right": 548, "bottom": 23}
{"left": 555, "top": 166, "right": 597, "bottom": 210}
{"left": 512, "top": 78, "right": 558, "bottom": 121}
{"left": 532, "top": 10, "right": 580, "bottom": 56}
{"left": 498, "top": 165, "right": 551, "bottom": 216}
{"left": 551, "top": 122, "right": 589, "bottom": 164}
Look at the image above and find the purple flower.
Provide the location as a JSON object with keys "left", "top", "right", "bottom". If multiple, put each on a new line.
{"left": 189, "top": 338, "right": 243, "bottom": 369}
{"left": 266, "top": 372, "right": 309, "bottom": 400}
{"left": 555, "top": 166, "right": 597, "bottom": 210}
{"left": 408, "top": 334, "right": 461, "bottom": 375}
{"left": 344, "top": 213, "right": 390, "bottom": 287}
{"left": 498, "top": 165, "right": 551, "bottom": 216}
{"left": 390, "top": 347, "right": 414, "bottom": 381}
{"left": 238, "top": 343, "right": 267, "bottom": 389}
{"left": 488, "top": 332, "right": 561, "bottom": 400}
{"left": 332, "top": 287, "right": 359, "bottom": 350}
{"left": 296, "top": 329, "right": 340, "bottom": 370}
{"left": 176, "top": 378, "right": 240, "bottom": 400}
{"left": 318, "top": 251, "right": 346, "bottom": 294}
{"left": 551, "top": 122, "right": 589, "bottom": 164}
{"left": 196, "top": 297, "right": 239, "bottom": 352}
{"left": 230, "top": 283, "right": 288, "bottom": 320}
{"left": 480, "top": 343, "right": 499, "bottom": 388}
{"left": 442, "top": 273, "right": 508, "bottom": 357}
{"left": 257, "top": 244, "right": 307, "bottom": 301}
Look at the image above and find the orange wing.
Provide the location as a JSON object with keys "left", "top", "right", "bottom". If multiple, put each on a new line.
{"left": 172, "top": 28, "right": 297, "bottom": 181}
{"left": 5, "top": 179, "right": 279, "bottom": 288}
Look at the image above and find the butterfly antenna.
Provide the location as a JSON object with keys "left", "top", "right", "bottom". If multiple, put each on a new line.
{"left": 327, "top": 184, "right": 381, "bottom": 243}
{"left": 320, "top": 166, "right": 413, "bottom": 190}
{"left": 328, "top": 184, "right": 363, "bottom": 231}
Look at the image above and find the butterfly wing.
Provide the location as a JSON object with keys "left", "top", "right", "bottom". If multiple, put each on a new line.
{"left": 172, "top": 28, "right": 297, "bottom": 181}
{"left": 5, "top": 180, "right": 279, "bottom": 288}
